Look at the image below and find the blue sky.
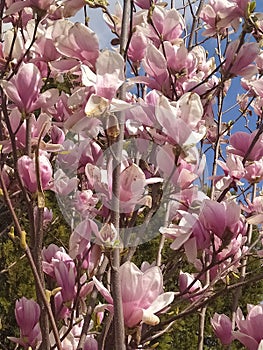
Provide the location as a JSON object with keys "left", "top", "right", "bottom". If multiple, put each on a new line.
{"left": 74, "top": 0, "right": 263, "bottom": 48}
{"left": 71, "top": 1, "right": 263, "bottom": 197}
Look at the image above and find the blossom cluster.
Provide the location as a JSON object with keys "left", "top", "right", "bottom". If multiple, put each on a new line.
{"left": 1, "top": 0, "right": 263, "bottom": 348}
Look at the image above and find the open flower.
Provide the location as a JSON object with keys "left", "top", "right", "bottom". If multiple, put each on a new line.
{"left": 227, "top": 130, "right": 263, "bottom": 161}
{"left": 93, "top": 261, "right": 174, "bottom": 328}
{"left": 233, "top": 304, "right": 263, "bottom": 350}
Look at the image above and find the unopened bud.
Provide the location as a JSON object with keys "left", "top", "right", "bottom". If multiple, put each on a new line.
{"left": 20, "top": 231, "right": 27, "bottom": 250}
{"left": 8, "top": 227, "right": 15, "bottom": 240}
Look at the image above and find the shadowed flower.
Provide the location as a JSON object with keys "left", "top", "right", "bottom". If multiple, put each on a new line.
{"left": 211, "top": 313, "right": 233, "bottom": 345}
{"left": 233, "top": 304, "right": 263, "bottom": 350}
{"left": 9, "top": 297, "right": 42, "bottom": 348}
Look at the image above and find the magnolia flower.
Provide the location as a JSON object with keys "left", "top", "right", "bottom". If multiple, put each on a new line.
{"left": 84, "top": 336, "right": 98, "bottom": 350}
{"left": 199, "top": 199, "right": 241, "bottom": 240}
{"left": 53, "top": 168, "right": 79, "bottom": 196}
{"left": 224, "top": 41, "right": 259, "bottom": 78}
{"left": 211, "top": 313, "right": 233, "bottom": 345}
{"left": 150, "top": 6, "right": 185, "bottom": 43}
{"left": 53, "top": 21, "right": 99, "bottom": 67}
{"left": 2, "top": 63, "right": 42, "bottom": 114}
{"left": 9, "top": 297, "right": 42, "bottom": 348}
{"left": 233, "top": 304, "right": 263, "bottom": 350}
{"left": 161, "top": 199, "right": 241, "bottom": 262}
{"left": 200, "top": 0, "right": 242, "bottom": 36}
{"left": 93, "top": 261, "right": 174, "bottom": 328}
{"left": 81, "top": 50, "right": 125, "bottom": 117}
{"left": 50, "top": 319, "right": 97, "bottom": 349}
{"left": 227, "top": 130, "right": 263, "bottom": 161}
{"left": 133, "top": 0, "right": 157, "bottom": 9}
{"left": 42, "top": 244, "right": 73, "bottom": 278}
{"left": 54, "top": 259, "right": 76, "bottom": 302}
{"left": 128, "top": 30, "right": 148, "bottom": 62}
{"left": 85, "top": 161, "right": 162, "bottom": 214}
{"left": 17, "top": 155, "right": 53, "bottom": 193}
{"left": 179, "top": 271, "right": 203, "bottom": 301}
{"left": 5, "top": 0, "right": 55, "bottom": 14}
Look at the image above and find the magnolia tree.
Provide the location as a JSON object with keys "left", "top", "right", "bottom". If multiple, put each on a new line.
{"left": 1, "top": 0, "right": 263, "bottom": 349}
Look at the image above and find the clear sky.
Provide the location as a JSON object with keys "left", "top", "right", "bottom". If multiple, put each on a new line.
{"left": 74, "top": 0, "right": 263, "bottom": 49}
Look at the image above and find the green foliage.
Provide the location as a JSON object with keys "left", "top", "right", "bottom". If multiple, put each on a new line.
{"left": 0, "top": 193, "right": 71, "bottom": 348}
{"left": 0, "top": 237, "right": 35, "bottom": 348}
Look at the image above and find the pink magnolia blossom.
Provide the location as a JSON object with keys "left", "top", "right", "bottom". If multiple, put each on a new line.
{"left": 213, "top": 153, "right": 245, "bottom": 188}
{"left": 17, "top": 154, "right": 53, "bottom": 193}
{"left": 74, "top": 190, "right": 98, "bottom": 216}
{"left": 79, "top": 139, "right": 103, "bottom": 171}
{"left": 128, "top": 29, "right": 148, "bottom": 62}
{"left": 1, "top": 111, "right": 62, "bottom": 153}
{"left": 156, "top": 144, "right": 201, "bottom": 189}
{"left": 233, "top": 304, "right": 263, "bottom": 350}
{"left": 161, "top": 199, "right": 241, "bottom": 262}
{"left": 199, "top": 199, "right": 241, "bottom": 240}
{"left": 200, "top": 0, "right": 242, "bottom": 36}
{"left": 164, "top": 40, "right": 197, "bottom": 80}
{"left": 2, "top": 63, "right": 42, "bottom": 114}
{"left": 53, "top": 169, "right": 79, "bottom": 196}
{"left": 133, "top": 0, "right": 157, "bottom": 9}
{"left": 81, "top": 50, "right": 125, "bottom": 117}
{"left": 5, "top": 0, "right": 55, "bottom": 15}
{"left": 53, "top": 21, "right": 99, "bottom": 67}
{"left": 42, "top": 244, "right": 74, "bottom": 288}
{"left": 160, "top": 210, "right": 209, "bottom": 263}
{"left": 224, "top": 41, "right": 259, "bottom": 77}
{"left": 95, "top": 50, "right": 125, "bottom": 100}
{"left": 150, "top": 6, "right": 185, "bottom": 44}
{"left": 232, "top": 0, "right": 250, "bottom": 14}
{"left": 211, "top": 313, "right": 233, "bottom": 345}
{"left": 85, "top": 161, "right": 161, "bottom": 214}
{"left": 217, "top": 154, "right": 245, "bottom": 180}
{"left": 50, "top": 319, "right": 96, "bottom": 349}
{"left": 154, "top": 92, "right": 205, "bottom": 146}
{"left": 69, "top": 219, "right": 100, "bottom": 258}
{"left": 51, "top": 124, "right": 65, "bottom": 145}
{"left": 142, "top": 43, "right": 169, "bottom": 91}
{"left": 245, "top": 159, "right": 263, "bottom": 183}
{"left": 81, "top": 50, "right": 125, "bottom": 100}
{"left": 9, "top": 297, "right": 42, "bottom": 348}
{"left": 53, "top": 291, "right": 71, "bottom": 320}
{"left": 179, "top": 271, "right": 203, "bottom": 301}
{"left": 62, "top": 0, "right": 86, "bottom": 17}
{"left": 228, "top": 130, "right": 263, "bottom": 161}
{"left": 54, "top": 259, "right": 76, "bottom": 302}
{"left": 243, "top": 196, "right": 263, "bottom": 225}
{"left": 32, "top": 36, "right": 60, "bottom": 65}
{"left": 93, "top": 261, "right": 174, "bottom": 328}
{"left": 42, "top": 244, "right": 77, "bottom": 302}
{"left": 248, "top": 77, "right": 263, "bottom": 98}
